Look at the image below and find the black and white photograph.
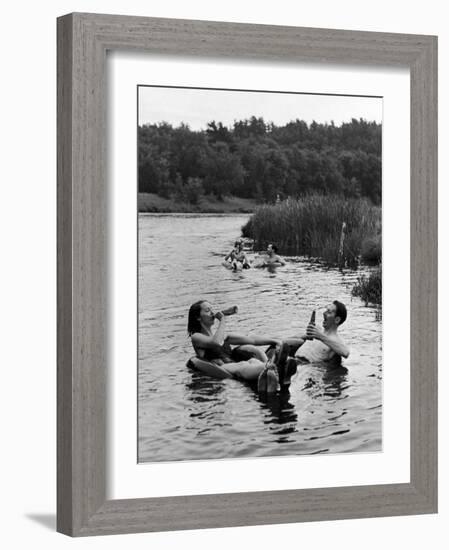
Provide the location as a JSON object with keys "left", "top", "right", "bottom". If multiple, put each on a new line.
{"left": 0, "top": 0, "right": 442, "bottom": 542}
{"left": 137, "top": 85, "right": 382, "bottom": 463}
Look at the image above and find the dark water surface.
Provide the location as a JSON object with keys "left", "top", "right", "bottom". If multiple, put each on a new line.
{"left": 138, "top": 214, "right": 382, "bottom": 462}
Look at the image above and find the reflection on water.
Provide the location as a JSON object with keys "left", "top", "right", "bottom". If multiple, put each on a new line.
{"left": 138, "top": 214, "right": 382, "bottom": 462}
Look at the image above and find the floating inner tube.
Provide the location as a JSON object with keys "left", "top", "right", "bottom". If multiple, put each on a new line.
{"left": 222, "top": 261, "right": 243, "bottom": 271}
{"left": 186, "top": 356, "right": 233, "bottom": 379}
{"left": 186, "top": 345, "right": 259, "bottom": 380}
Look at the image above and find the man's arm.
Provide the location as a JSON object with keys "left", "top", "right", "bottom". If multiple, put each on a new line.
{"left": 321, "top": 334, "right": 349, "bottom": 358}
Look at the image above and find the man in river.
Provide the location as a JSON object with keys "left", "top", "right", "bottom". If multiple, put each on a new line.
{"left": 266, "top": 243, "right": 286, "bottom": 266}
{"left": 254, "top": 243, "right": 286, "bottom": 268}
{"left": 286, "top": 301, "right": 350, "bottom": 366}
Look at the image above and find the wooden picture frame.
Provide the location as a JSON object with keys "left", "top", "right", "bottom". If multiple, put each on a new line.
{"left": 57, "top": 12, "right": 437, "bottom": 536}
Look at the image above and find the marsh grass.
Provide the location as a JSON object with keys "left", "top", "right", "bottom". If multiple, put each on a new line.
{"left": 352, "top": 266, "right": 382, "bottom": 305}
{"left": 242, "top": 195, "right": 381, "bottom": 267}
{"left": 361, "top": 235, "right": 382, "bottom": 264}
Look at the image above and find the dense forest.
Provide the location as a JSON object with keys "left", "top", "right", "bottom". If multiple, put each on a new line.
{"left": 138, "top": 117, "right": 381, "bottom": 206}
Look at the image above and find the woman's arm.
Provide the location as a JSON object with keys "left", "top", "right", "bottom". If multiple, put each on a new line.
{"left": 225, "top": 248, "right": 237, "bottom": 261}
{"left": 191, "top": 314, "right": 227, "bottom": 349}
{"left": 212, "top": 314, "right": 227, "bottom": 345}
{"left": 191, "top": 333, "right": 224, "bottom": 353}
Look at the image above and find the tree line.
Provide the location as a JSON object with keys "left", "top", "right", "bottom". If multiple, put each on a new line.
{"left": 138, "top": 116, "right": 381, "bottom": 205}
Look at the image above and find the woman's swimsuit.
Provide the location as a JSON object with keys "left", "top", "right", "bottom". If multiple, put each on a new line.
{"left": 199, "top": 341, "right": 234, "bottom": 364}
{"left": 192, "top": 339, "right": 256, "bottom": 367}
{"left": 235, "top": 250, "right": 250, "bottom": 268}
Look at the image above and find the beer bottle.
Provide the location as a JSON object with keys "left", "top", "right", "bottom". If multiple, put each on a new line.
{"left": 307, "top": 310, "right": 316, "bottom": 340}
{"left": 216, "top": 305, "right": 238, "bottom": 317}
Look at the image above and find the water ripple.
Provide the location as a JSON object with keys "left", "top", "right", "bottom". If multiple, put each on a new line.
{"left": 138, "top": 214, "right": 382, "bottom": 462}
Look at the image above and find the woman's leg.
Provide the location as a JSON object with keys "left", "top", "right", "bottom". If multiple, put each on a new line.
{"left": 229, "top": 359, "right": 279, "bottom": 393}
{"left": 266, "top": 338, "right": 303, "bottom": 358}
{"left": 232, "top": 344, "right": 268, "bottom": 363}
{"left": 223, "top": 358, "right": 266, "bottom": 380}
{"left": 263, "top": 341, "right": 295, "bottom": 388}
{"left": 283, "top": 338, "right": 304, "bottom": 357}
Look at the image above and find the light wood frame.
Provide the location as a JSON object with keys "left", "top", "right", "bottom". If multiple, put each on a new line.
{"left": 57, "top": 12, "right": 438, "bottom": 536}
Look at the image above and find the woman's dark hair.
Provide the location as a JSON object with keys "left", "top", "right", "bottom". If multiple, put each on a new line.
{"left": 333, "top": 300, "right": 347, "bottom": 325}
{"left": 187, "top": 300, "right": 205, "bottom": 336}
{"left": 270, "top": 243, "right": 278, "bottom": 253}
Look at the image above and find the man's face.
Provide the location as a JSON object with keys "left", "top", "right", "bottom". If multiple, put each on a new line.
{"left": 323, "top": 303, "right": 339, "bottom": 329}
{"left": 267, "top": 244, "right": 274, "bottom": 254}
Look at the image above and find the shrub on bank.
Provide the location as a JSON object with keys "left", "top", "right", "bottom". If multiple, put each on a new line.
{"left": 241, "top": 195, "right": 381, "bottom": 267}
{"left": 361, "top": 235, "right": 382, "bottom": 264}
{"left": 351, "top": 266, "right": 382, "bottom": 305}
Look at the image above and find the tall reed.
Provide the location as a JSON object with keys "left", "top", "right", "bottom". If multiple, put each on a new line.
{"left": 352, "top": 265, "right": 382, "bottom": 305}
{"left": 241, "top": 195, "right": 381, "bottom": 267}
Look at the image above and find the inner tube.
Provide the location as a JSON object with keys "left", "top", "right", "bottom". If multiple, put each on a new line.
{"left": 186, "top": 356, "right": 233, "bottom": 379}
{"left": 222, "top": 261, "right": 243, "bottom": 271}
{"left": 186, "top": 346, "right": 258, "bottom": 380}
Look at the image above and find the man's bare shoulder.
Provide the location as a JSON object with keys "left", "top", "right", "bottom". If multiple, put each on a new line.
{"left": 335, "top": 332, "right": 350, "bottom": 357}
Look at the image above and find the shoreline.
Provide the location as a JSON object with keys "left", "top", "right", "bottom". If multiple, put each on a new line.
{"left": 138, "top": 193, "right": 259, "bottom": 214}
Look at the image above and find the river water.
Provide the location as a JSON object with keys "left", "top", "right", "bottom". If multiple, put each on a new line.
{"left": 138, "top": 213, "right": 382, "bottom": 462}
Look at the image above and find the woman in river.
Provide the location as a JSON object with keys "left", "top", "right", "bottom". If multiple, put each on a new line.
{"left": 187, "top": 300, "right": 296, "bottom": 392}
{"left": 223, "top": 241, "right": 250, "bottom": 271}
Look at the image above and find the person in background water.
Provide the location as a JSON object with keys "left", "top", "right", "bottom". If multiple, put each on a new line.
{"left": 253, "top": 243, "right": 286, "bottom": 268}
{"left": 264, "top": 243, "right": 286, "bottom": 267}
{"left": 235, "top": 240, "right": 251, "bottom": 269}
{"left": 187, "top": 300, "right": 296, "bottom": 392}
{"left": 285, "top": 301, "right": 350, "bottom": 366}
{"left": 224, "top": 240, "right": 250, "bottom": 271}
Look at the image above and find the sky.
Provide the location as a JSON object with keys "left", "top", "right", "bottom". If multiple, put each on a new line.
{"left": 138, "top": 85, "right": 382, "bottom": 130}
